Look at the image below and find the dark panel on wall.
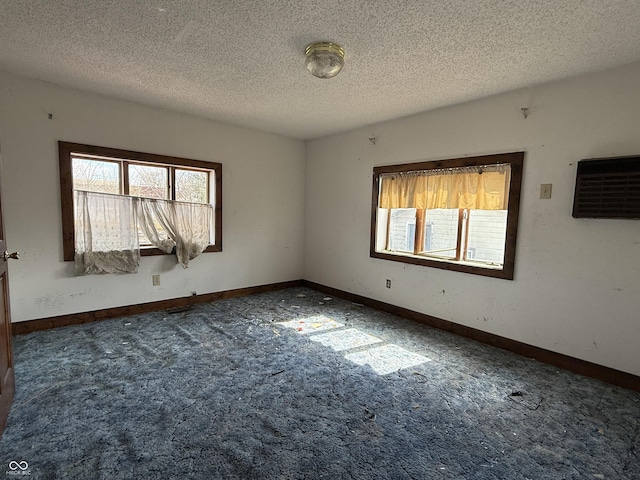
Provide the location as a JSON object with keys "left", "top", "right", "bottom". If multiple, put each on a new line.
{"left": 573, "top": 156, "right": 640, "bottom": 219}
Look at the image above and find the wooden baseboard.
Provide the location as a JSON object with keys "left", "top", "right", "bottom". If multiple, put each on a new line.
{"left": 302, "top": 280, "right": 640, "bottom": 393}
{"left": 12, "top": 278, "right": 639, "bottom": 392}
{"left": 12, "top": 280, "right": 303, "bottom": 336}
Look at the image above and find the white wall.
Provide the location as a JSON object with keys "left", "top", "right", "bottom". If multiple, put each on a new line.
{"left": 305, "top": 62, "right": 640, "bottom": 377}
{"left": 0, "top": 70, "right": 306, "bottom": 322}
{"left": 2, "top": 62, "right": 639, "bottom": 376}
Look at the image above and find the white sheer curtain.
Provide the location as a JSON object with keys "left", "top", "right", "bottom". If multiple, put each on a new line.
{"left": 74, "top": 192, "right": 212, "bottom": 275}
{"left": 134, "top": 198, "right": 213, "bottom": 268}
{"left": 75, "top": 191, "right": 140, "bottom": 275}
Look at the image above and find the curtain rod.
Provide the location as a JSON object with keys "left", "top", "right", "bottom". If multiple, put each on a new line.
{"left": 379, "top": 163, "right": 510, "bottom": 179}
{"left": 74, "top": 189, "right": 212, "bottom": 208}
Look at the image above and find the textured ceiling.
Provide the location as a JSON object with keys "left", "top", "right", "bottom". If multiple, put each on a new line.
{"left": 1, "top": 1, "right": 640, "bottom": 140}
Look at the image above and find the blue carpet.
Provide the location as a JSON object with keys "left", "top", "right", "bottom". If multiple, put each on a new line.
{"left": 1, "top": 287, "right": 638, "bottom": 479}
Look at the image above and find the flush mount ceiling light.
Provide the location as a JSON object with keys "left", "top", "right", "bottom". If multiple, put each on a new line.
{"left": 305, "top": 42, "right": 345, "bottom": 79}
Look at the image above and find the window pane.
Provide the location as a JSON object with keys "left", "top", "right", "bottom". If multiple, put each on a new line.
{"left": 466, "top": 210, "right": 508, "bottom": 265}
{"left": 371, "top": 152, "right": 522, "bottom": 279}
{"left": 389, "top": 208, "right": 416, "bottom": 252}
{"left": 72, "top": 158, "right": 120, "bottom": 194}
{"left": 175, "top": 169, "right": 208, "bottom": 203}
{"left": 129, "top": 164, "right": 168, "bottom": 199}
{"left": 422, "top": 209, "right": 458, "bottom": 259}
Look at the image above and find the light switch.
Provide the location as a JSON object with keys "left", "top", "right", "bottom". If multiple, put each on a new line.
{"left": 540, "top": 184, "right": 552, "bottom": 199}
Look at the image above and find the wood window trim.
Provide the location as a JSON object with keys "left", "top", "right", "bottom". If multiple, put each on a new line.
{"left": 369, "top": 152, "right": 524, "bottom": 280}
{"left": 414, "top": 209, "right": 426, "bottom": 254}
{"left": 59, "top": 141, "right": 222, "bottom": 262}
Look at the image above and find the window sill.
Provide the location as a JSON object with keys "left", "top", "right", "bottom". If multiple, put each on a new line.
{"left": 139, "top": 245, "right": 221, "bottom": 256}
{"left": 65, "top": 245, "right": 221, "bottom": 261}
{"left": 370, "top": 250, "right": 513, "bottom": 280}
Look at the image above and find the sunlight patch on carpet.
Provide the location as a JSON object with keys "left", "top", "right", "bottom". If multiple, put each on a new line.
{"left": 345, "top": 344, "right": 431, "bottom": 375}
{"left": 309, "top": 328, "right": 382, "bottom": 352}
{"left": 278, "top": 315, "right": 343, "bottom": 334}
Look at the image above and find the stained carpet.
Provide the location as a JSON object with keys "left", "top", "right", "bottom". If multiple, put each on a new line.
{"left": 1, "top": 287, "right": 639, "bottom": 479}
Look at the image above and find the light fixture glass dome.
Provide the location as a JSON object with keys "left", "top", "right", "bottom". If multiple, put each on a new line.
{"left": 305, "top": 42, "right": 345, "bottom": 79}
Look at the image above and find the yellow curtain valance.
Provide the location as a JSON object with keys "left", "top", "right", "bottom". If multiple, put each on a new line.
{"left": 379, "top": 165, "right": 511, "bottom": 210}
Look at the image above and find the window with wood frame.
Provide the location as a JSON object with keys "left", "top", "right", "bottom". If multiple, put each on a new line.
{"left": 59, "top": 142, "right": 222, "bottom": 262}
{"left": 370, "top": 152, "right": 523, "bottom": 279}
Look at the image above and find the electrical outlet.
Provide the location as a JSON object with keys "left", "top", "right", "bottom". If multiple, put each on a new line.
{"left": 152, "top": 274, "right": 161, "bottom": 286}
{"left": 540, "top": 183, "right": 552, "bottom": 199}
{"left": 386, "top": 279, "right": 391, "bottom": 289}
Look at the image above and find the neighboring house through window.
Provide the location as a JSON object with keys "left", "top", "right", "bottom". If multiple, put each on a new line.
{"left": 370, "top": 152, "right": 524, "bottom": 279}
